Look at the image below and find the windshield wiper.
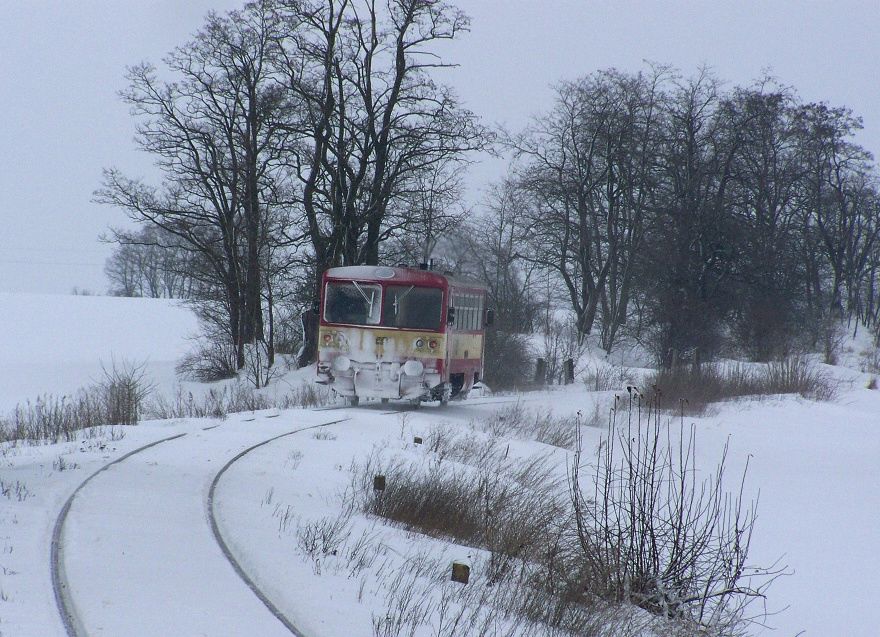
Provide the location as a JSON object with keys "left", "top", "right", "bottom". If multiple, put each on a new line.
{"left": 351, "top": 281, "right": 375, "bottom": 320}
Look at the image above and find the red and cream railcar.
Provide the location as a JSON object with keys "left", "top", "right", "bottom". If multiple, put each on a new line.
{"left": 316, "top": 265, "right": 491, "bottom": 405}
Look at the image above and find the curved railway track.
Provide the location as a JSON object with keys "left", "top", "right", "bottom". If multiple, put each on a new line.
{"left": 51, "top": 417, "right": 348, "bottom": 637}
{"left": 51, "top": 432, "right": 188, "bottom": 637}
{"left": 206, "top": 418, "right": 349, "bottom": 637}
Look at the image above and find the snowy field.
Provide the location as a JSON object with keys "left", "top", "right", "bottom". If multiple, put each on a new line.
{"left": 1, "top": 293, "right": 879, "bottom": 636}
{"left": 0, "top": 293, "right": 199, "bottom": 412}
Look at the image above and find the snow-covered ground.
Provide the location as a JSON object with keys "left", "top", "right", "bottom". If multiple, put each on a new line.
{"left": 1, "top": 292, "right": 879, "bottom": 636}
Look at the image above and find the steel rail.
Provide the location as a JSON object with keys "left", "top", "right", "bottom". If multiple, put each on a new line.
{"left": 206, "top": 417, "right": 350, "bottom": 636}
{"left": 51, "top": 432, "right": 188, "bottom": 637}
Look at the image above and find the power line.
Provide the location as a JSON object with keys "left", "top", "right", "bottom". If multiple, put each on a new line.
{"left": 0, "top": 259, "right": 104, "bottom": 267}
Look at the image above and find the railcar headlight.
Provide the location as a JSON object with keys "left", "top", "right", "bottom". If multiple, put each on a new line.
{"left": 333, "top": 356, "right": 351, "bottom": 371}
{"left": 415, "top": 338, "right": 425, "bottom": 349}
{"left": 403, "top": 360, "right": 424, "bottom": 376}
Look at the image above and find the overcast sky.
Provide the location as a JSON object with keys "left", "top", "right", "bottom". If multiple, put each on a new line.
{"left": 2, "top": 0, "right": 879, "bottom": 294}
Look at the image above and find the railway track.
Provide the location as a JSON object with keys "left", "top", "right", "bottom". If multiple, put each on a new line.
{"left": 51, "top": 432, "right": 188, "bottom": 637}
{"left": 313, "top": 394, "right": 542, "bottom": 415}
{"left": 50, "top": 416, "right": 348, "bottom": 637}
{"left": 49, "top": 396, "right": 524, "bottom": 635}
{"left": 206, "top": 418, "right": 349, "bottom": 637}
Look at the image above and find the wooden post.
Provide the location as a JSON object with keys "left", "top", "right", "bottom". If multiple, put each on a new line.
{"left": 451, "top": 561, "right": 470, "bottom": 584}
{"left": 534, "top": 358, "right": 546, "bottom": 385}
{"left": 564, "top": 358, "right": 574, "bottom": 385}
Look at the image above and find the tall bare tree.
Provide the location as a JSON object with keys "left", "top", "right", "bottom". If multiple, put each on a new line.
{"left": 795, "top": 103, "right": 879, "bottom": 319}
{"left": 642, "top": 69, "right": 747, "bottom": 368}
{"left": 97, "top": 2, "right": 294, "bottom": 370}
{"left": 510, "top": 68, "right": 667, "bottom": 347}
{"left": 104, "top": 226, "right": 198, "bottom": 298}
{"left": 275, "top": 0, "right": 489, "bottom": 364}
{"left": 723, "top": 83, "right": 806, "bottom": 359}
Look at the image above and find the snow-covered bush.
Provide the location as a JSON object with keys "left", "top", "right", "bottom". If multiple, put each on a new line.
{"left": 474, "top": 404, "right": 578, "bottom": 449}
{"left": 243, "top": 340, "right": 279, "bottom": 388}
{"left": 143, "top": 380, "right": 331, "bottom": 420}
{"left": 582, "top": 361, "right": 633, "bottom": 392}
{"left": 175, "top": 334, "right": 237, "bottom": 382}
{"left": 97, "top": 359, "right": 154, "bottom": 426}
{"left": 538, "top": 316, "right": 585, "bottom": 384}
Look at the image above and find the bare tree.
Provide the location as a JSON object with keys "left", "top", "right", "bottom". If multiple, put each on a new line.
{"left": 378, "top": 158, "right": 469, "bottom": 268}
{"left": 464, "top": 180, "right": 541, "bottom": 332}
{"left": 640, "top": 69, "right": 747, "bottom": 369}
{"left": 275, "top": 0, "right": 490, "bottom": 364}
{"left": 722, "top": 83, "right": 806, "bottom": 359}
{"left": 795, "top": 103, "right": 880, "bottom": 318}
{"left": 510, "top": 67, "right": 667, "bottom": 348}
{"left": 104, "top": 225, "right": 199, "bottom": 298}
{"left": 97, "top": 2, "right": 295, "bottom": 371}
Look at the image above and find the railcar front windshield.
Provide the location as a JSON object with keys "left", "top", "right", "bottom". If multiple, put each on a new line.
{"left": 382, "top": 285, "right": 443, "bottom": 330}
{"left": 324, "top": 281, "right": 382, "bottom": 325}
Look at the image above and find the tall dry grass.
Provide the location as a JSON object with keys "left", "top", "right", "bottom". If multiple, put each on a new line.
{"left": 647, "top": 355, "right": 838, "bottom": 414}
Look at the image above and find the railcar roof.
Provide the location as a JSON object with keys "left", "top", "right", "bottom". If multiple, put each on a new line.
{"left": 324, "top": 265, "right": 485, "bottom": 290}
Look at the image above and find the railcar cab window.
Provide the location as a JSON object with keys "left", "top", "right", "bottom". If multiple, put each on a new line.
{"left": 324, "top": 281, "right": 382, "bottom": 325}
{"left": 382, "top": 285, "right": 443, "bottom": 330}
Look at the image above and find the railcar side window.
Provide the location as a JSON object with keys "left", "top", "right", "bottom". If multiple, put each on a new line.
{"left": 324, "top": 282, "right": 382, "bottom": 325}
{"left": 382, "top": 285, "right": 443, "bottom": 330}
{"left": 451, "top": 292, "right": 485, "bottom": 331}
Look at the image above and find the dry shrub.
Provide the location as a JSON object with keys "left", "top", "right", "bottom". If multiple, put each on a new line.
{"left": 98, "top": 359, "right": 154, "bottom": 426}
{"left": 764, "top": 356, "right": 838, "bottom": 401}
{"left": 354, "top": 449, "right": 566, "bottom": 567}
{"left": 368, "top": 548, "right": 661, "bottom": 637}
{"left": 144, "top": 387, "right": 231, "bottom": 420}
{"left": 424, "top": 424, "right": 504, "bottom": 467}
{"left": 647, "top": 355, "right": 838, "bottom": 414}
{"left": 347, "top": 404, "right": 778, "bottom": 636}
{"left": 569, "top": 398, "right": 780, "bottom": 630}
{"left": 475, "top": 403, "right": 578, "bottom": 449}
{"left": 539, "top": 317, "right": 586, "bottom": 385}
{"left": 583, "top": 362, "right": 632, "bottom": 392}
{"left": 143, "top": 383, "right": 272, "bottom": 419}
{"left": 143, "top": 381, "right": 331, "bottom": 420}
{"left": 483, "top": 329, "right": 535, "bottom": 391}
{"left": 176, "top": 337, "right": 237, "bottom": 382}
{"left": 858, "top": 346, "right": 880, "bottom": 374}
{"left": 0, "top": 360, "right": 152, "bottom": 444}
{"left": 296, "top": 511, "right": 352, "bottom": 570}
{"left": 282, "top": 382, "right": 332, "bottom": 408}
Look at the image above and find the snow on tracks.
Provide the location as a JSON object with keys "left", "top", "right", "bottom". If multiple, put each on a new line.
{"left": 207, "top": 418, "right": 349, "bottom": 637}
{"left": 51, "top": 416, "right": 347, "bottom": 637}
{"left": 51, "top": 432, "right": 187, "bottom": 637}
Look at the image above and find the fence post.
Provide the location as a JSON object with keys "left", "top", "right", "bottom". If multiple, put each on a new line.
{"left": 534, "top": 358, "right": 546, "bottom": 385}
{"left": 564, "top": 358, "right": 574, "bottom": 385}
